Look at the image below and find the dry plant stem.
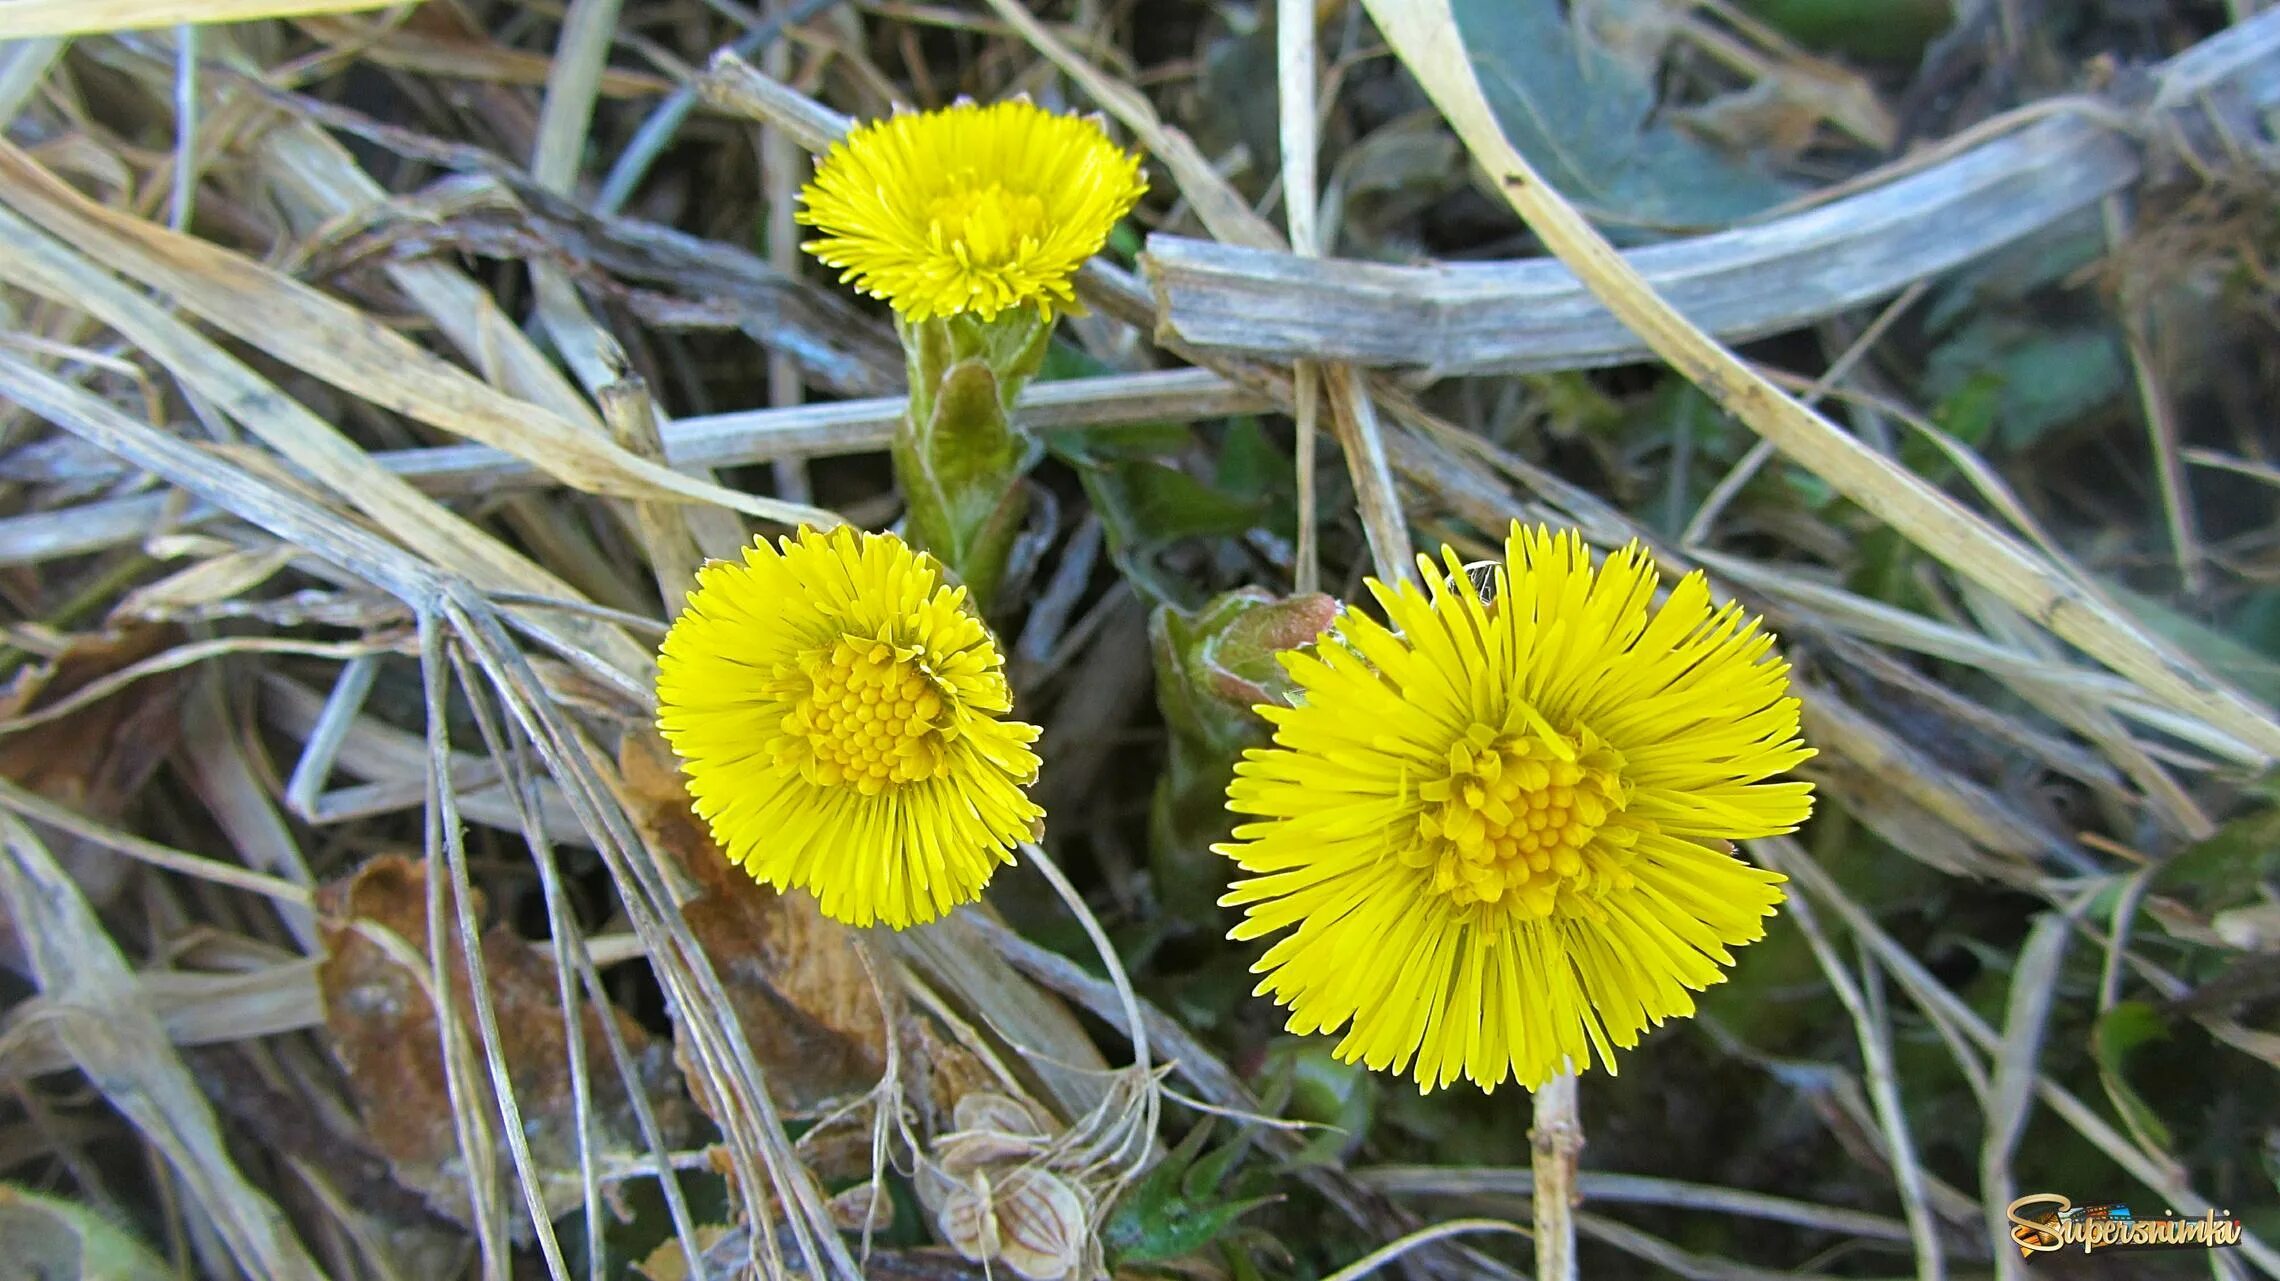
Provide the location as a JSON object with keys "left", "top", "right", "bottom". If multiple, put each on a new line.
{"left": 1291, "top": 363, "right": 1322, "bottom": 592}
{"left": 444, "top": 594, "right": 856, "bottom": 1280}
{"left": 1683, "top": 279, "right": 1927, "bottom": 546}
{"left": 0, "top": 815, "right": 325, "bottom": 1279}
{"left": 420, "top": 615, "right": 567, "bottom": 1279}
{"left": 597, "top": 374, "right": 702, "bottom": 612}
{"left": 530, "top": 0, "right": 750, "bottom": 564}
{"left": 2102, "top": 196, "right": 2204, "bottom": 596}
{"left": 0, "top": 774, "right": 311, "bottom": 906}
{"left": 763, "top": 0, "right": 813, "bottom": 507}
{"left": 1279, "top": 0, "right": 1323, "bottom": 593}
{"left": 887, "top": 912, "right": 1114, "bottom": 1121}
{"left": 1531, "top": 1072, "right": 1582, "bottom": 1281}
{"left": 1018, "top": 842, "right": 1148, "bottom": 1075}
{"left": 1781, "top": 882, "right": 1946, "bottom": 1281}
{"left": 1982, "top": 914, "right": 2069, "bottom": 1281}
{"left": 1144, "top": 10, "right": 2280, "bottom": 375}
{"left": 445, "top": 645, "right": 693, "bottom": 1281}
{"left": 1318, "top": 1219, "right": 1531, "bottom": 1281}
{"left": 1356, "top": 0, "right": 2280, "bottom": 762}
{"left": 0, "top": 370, "right": 1272, "bottom": 568}
{"left": 0, "top": 0, "right": 400, "bottom": 36}
{"left": 1359, "top": 1166, "right": 1928, "bottom": 1245}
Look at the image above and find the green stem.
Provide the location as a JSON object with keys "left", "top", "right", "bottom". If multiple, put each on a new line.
{"left": 891, "top": 308, "right": 1051, "bottom": 613}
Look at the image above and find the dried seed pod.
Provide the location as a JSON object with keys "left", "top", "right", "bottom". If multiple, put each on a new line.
{"left": 926, "top": 1162, "right": 1090, "bottom": 1281}
{"left": 936, "top": 1089, "right": 1057, "bottom": 1174}
{"left": 989, "top": 1167, "right": 1089, "bottom": 1281}
{"left": 936, "top": 1127, "right": 1049, "bottom": 1176}
{"left": 952, "top": 1091, "right": 1054, "bottom": 1138}
{"left": 826, "top": 1182, "right": 894, "bottom": 1234}
{"left": 930, "top": 1167, "right": 999, "bottom": 1265}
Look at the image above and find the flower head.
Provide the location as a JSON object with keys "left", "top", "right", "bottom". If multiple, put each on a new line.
{"left": 657, "top": 527, "right": 1043, "bottom": 928}
{"left": 1217, "top": 525, "right": 1814, "bottom": 1092}
{"left": 798, "top": 99, "right": 1147, "bottom": 322}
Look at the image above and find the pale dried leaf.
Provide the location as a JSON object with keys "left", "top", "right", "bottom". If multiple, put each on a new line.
{"left": 0, "top": 818, "right": 323, "bottom": 1279}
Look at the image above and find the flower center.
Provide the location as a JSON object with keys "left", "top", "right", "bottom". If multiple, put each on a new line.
{"left": 926, "top": 174, "right": 1048, "bottom": 267}
{"left": 780, "top": 636, "right": 950, "bottom": 795}
{"left": 1408, "top": 722, "right": 1638, "bottom": 918}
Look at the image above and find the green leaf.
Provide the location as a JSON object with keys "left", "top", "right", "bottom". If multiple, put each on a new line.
{"left": 1101, "top": 1123, "right": 1279, "bottom": 1267}
{"left": 1451, "top": 0, "right": 1799, "bottom": 227}
{"left": 2152, "top": 780, "right": 2280, "bottom": 915}
{"left": 1736, "top": 0, "right": 1950, "bottom": 62}
{"left": 1921, "top": 316, "right": 2126, "bottom": 450}
{"left": 2091, "top": 1001, "right": 2175, "bottom": 1151}
{"left": 1260, "top": 1041, "right": 1375, "bottom": 1168}
{"left": 0, "top": 1185, "right": 172, "bottom": 1281}
{"left": 1900, "top": 371, "right": 2003, "bottom": 481}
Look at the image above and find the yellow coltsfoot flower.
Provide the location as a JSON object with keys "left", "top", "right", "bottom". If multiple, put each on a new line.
{"left": 657, "top": 526, "right": 1043, "bottom": 929}
{"left": 1217, "top": 524, "right": 1815, "bottom": 1092}
{"left": 797, "top": 98, "right": 1147, "bottom": 322}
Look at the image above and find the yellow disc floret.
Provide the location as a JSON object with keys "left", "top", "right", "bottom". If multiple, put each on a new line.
{"left": 1412, "top": 724, "right": 1637, "bottom": 916}
{"left": 781, "top": 637, "right": 950, "bottom": 792}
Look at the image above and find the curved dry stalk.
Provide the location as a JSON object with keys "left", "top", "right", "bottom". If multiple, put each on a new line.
{"left": 0, "top": 815, "right": 324, "bottom": 1279}
{"left": 1145, "top": 12, "right": 2280, "bottom": 376}
{"left": 1358, "top": 0, "right": 2280, "bottom": 764}
{"left": 1764, "top": 837, "right": 2280, "bottom": 1280}
{"left": 1317, "top": 1219, "right": 1530, "bottom": 1281}
{"left": 1782, "top": 886, "right": 1947, "bottom": 1281}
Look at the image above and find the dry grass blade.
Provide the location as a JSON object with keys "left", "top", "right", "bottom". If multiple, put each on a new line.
{"left": 0, "top": 815, "right": 324, "bottom": 1279}
{"left": 0, "top": 0, "right": 402, "bottom": 37}
{"left": 888, "top": 912, "right": 1114, "bottom": 1122}
{"left": 1780, "top": 885, "right": 1946, "bottom": 1281}
{"left": 0, "top": 137, "right": 834, "bottom": 531}
{"left": 1357, "top": 0, "right": 2280, "bottom": 762}
{"left": 4, "top": 961, "right": 323, "bottom": 1079}
{"left": 1316, "top": 1219, "right": 1531, "bottom": 1281}
{"left": 0, "top": 199, "right": 653, "bottom": 685}
{"left": 0, "top": 369, "right": 1268, "bottom": 568}
{"left": 972, "top": 0, "right": 1283, "bottom": 252}
{"left": 1358, "top": 1166, "right": 1926, "bottom": 1246}
{"left": 1982, "top": 914, "right": 2070, "bottom": 1281}
{"left": 0, "top": 773, "right": 313, "bottom": 905}
{"left": 1764, "top": 837, "right": 2280, "bottom": 1279}
{"left": 1143, "top": 12, "right": 2280, "bottom": 374}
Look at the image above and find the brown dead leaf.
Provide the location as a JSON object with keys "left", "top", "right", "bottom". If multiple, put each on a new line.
{"left": 0, "top": 624, "right": 186, "bottom": 974}
{"left": 619, "top": 728, "right": 888, "bottom": 1115}
{"left": 316, "top": 853, "right": 693, "bottom": 1235}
